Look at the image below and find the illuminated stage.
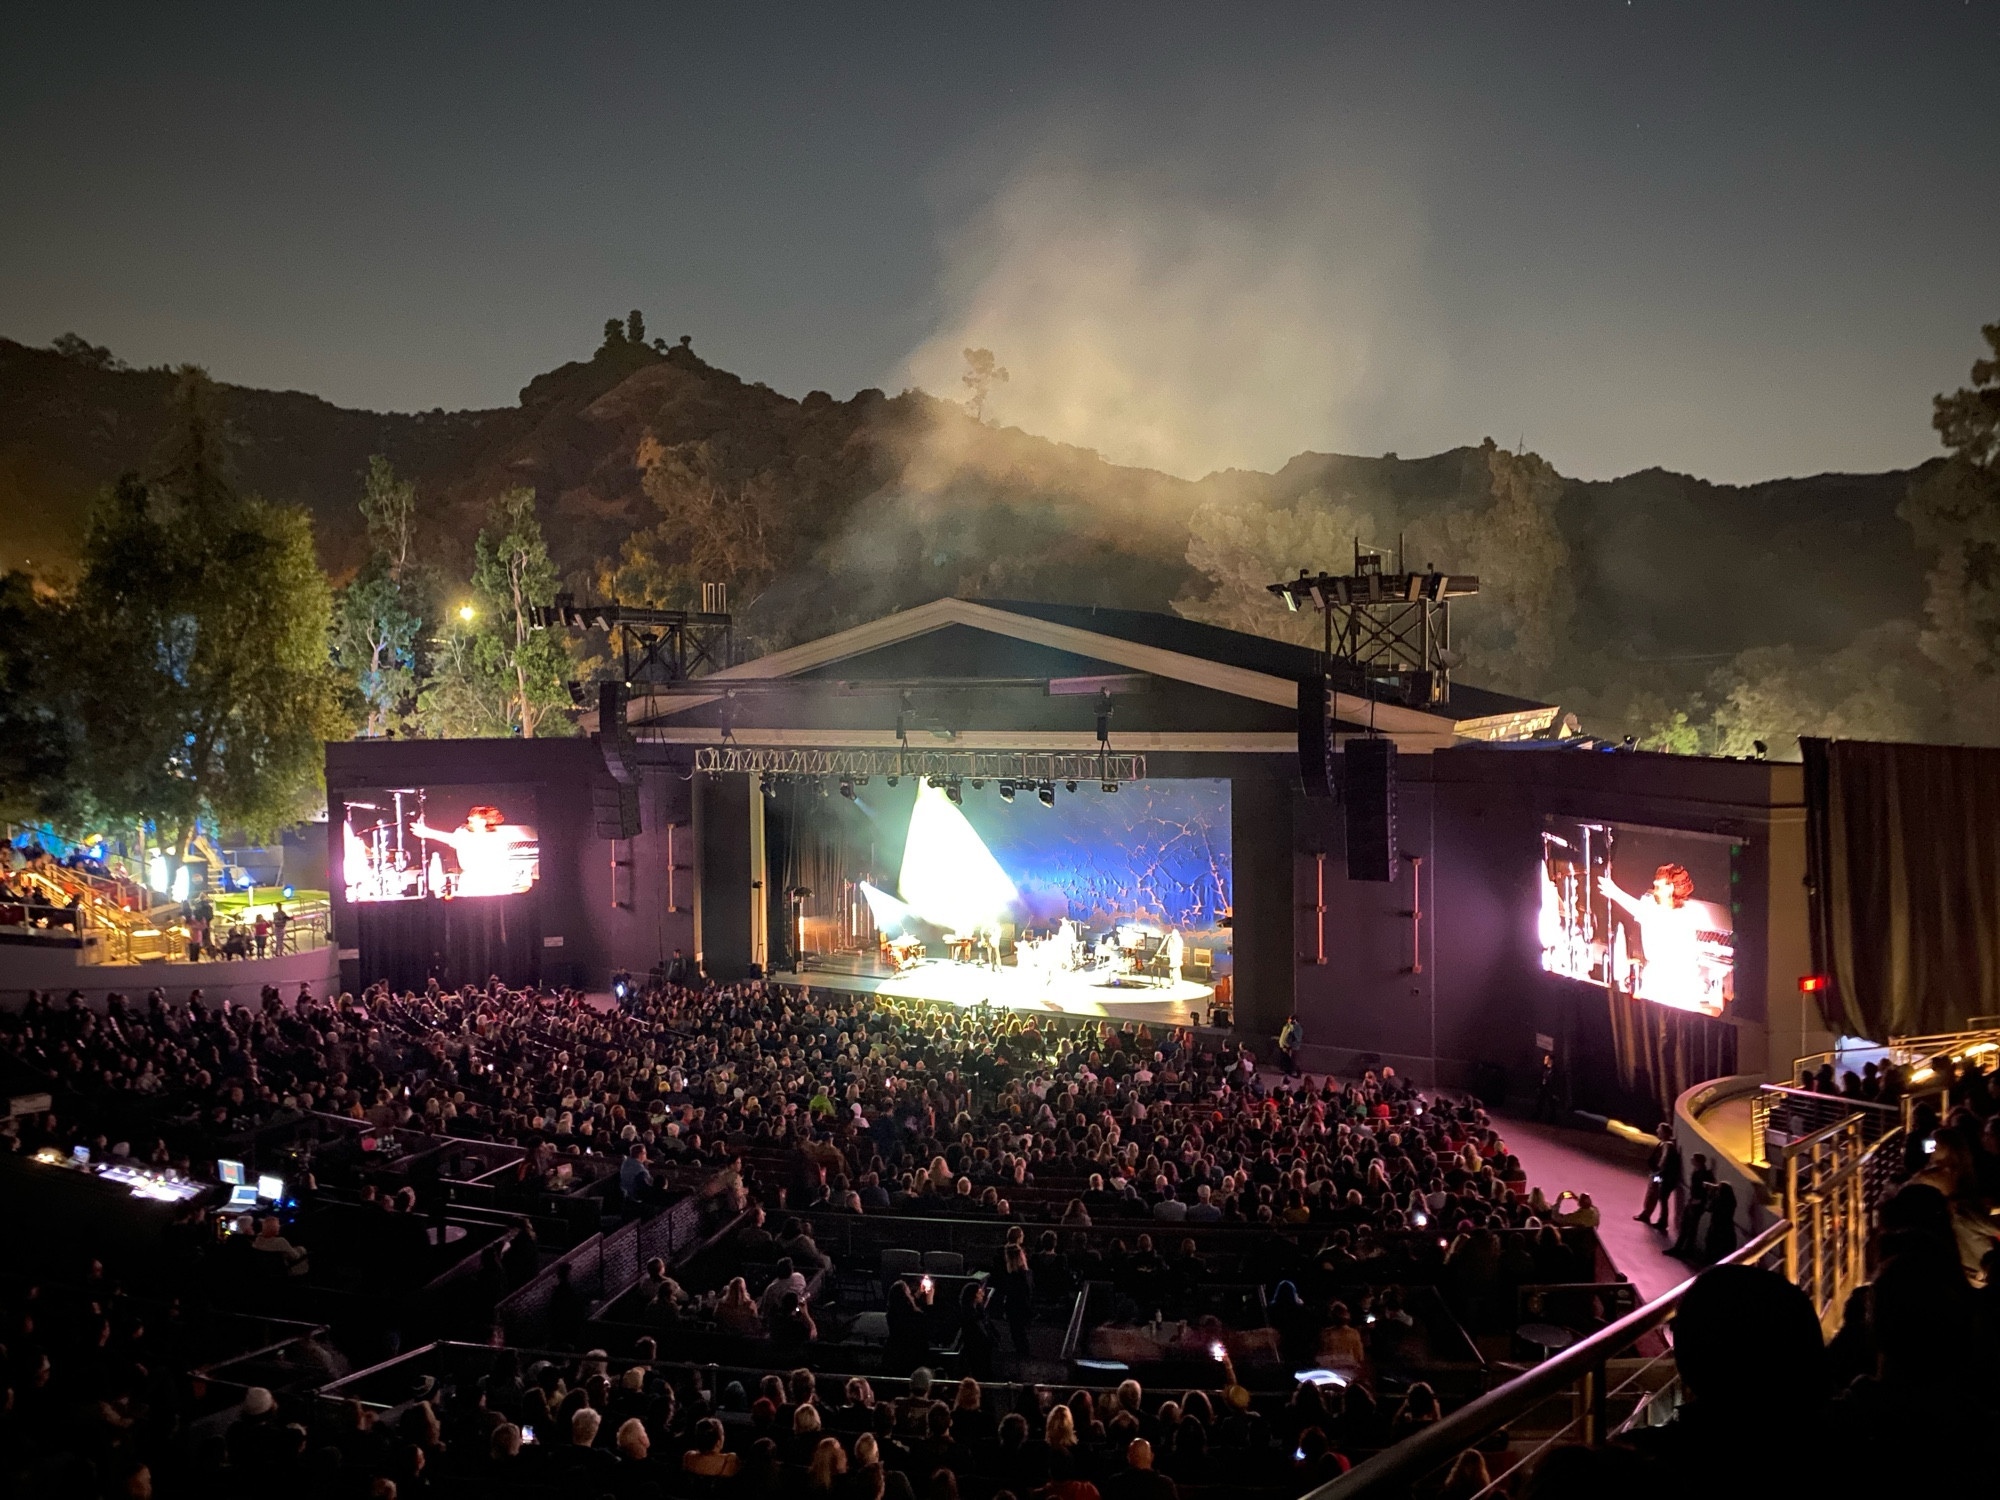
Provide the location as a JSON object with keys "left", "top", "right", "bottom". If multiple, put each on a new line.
{"left": 771, "top": 956, "right": 1211, "bottom": 1026}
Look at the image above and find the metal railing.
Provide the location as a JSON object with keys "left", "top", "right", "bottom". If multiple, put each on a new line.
{"left": 78, "top": 900, "right": 332, "bottom": 965}
{"left": 1774, "top": 1113, "right": 1909, "bottom": 1330}
{"left": 1748, "top": 1083, "right": 1897, "bottom": 1167}
{"left": 1303, "top": 1222, "right": 1792, "bottom": 1500}
{"left": 1792, "top": 1024, "right": 2000, "bottom": 1090}
{"left": 1751, "top": 1079, "right": 1947, "bottom": 1173}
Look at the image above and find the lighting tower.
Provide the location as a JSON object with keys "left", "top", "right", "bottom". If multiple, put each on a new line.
{"left": 1267, "top": 539, "right": 1478, "bottom": 706}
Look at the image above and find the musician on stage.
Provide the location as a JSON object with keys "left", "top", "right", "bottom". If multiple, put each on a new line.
{"left": 1163, "top": 927, "right": 1184, "bottom": 984}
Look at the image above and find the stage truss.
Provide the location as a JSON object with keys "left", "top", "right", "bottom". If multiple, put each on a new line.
{"left": 691, "top": 747, "right": 1147, "bottom": 784}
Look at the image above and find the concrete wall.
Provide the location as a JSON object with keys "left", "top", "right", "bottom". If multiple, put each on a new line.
{"left": 0, "top": 941, "right": 337, "bottom": 1010}
{"left": 1677, "top": 1073, "right": 1775, "bottom": 1238}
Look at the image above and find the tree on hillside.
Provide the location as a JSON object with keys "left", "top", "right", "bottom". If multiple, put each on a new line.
{"left": 333, "top": 457, "right": 432, "bottom": 737}
{"left": 962, "top": 348, "right": 1009, "bottom": 422}
{"left": 603, "top": 434, "right": 782, "bottom": 611}
{"left": 603, "top": 317, "right": 627, "bottom": 349}
{"left": 416, "top": 488, "right": 575, "bottom": 738}
{"left": 359, "top": 452, "right": 420, "bottom": 581}
{"left": 49, "top": 332, "right": 125, "bottom": 370}
{"left": 1173, "top": 443, "right": 1571, "bottom": 698}
{"left": 1434, "top": 441, "right": 1573, "bottom": 695}
{"left": 0, "top": 571, "right": 78, "bottom": 824}
{"left": 1701, "top": 623, "right": 1948, "bottom": 759}
{"left": 1172, "top": 489, "right": 1376, "bottom": 649}
{"left": 69, "top": 369, "right": 355, "bottom": 855}
{"left": 627, "top": 309, "right": 646, "bottom": 346}
{"left": 1903, "top": 320, "right": 2000, "bottom": 742}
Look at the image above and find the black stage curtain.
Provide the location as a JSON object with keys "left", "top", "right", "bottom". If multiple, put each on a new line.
{"left": 1802, "top": 738, "right": 2000, "bottom": 1040}
{"left": 770, "top": 787, "right": 886, "bottom": 966}
{"left": 1604, "top": 989, "right": 1739, "bottom": 1124}
{"left": 352, "top": 891, "right": 541, "bottom": 994}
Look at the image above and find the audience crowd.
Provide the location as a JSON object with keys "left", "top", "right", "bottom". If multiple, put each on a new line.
{"left": 5, "top": 973, "right": 1992, "bottom": 1499}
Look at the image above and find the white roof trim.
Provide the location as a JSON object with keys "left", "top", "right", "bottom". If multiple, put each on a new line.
{"left": 632, "top": 726, "right": 1463, "bottom": 754}
{"left": 630, "top": 596, "right": 1457, "bottom": 736}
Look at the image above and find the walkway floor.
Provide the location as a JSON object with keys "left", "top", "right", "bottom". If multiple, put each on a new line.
{"left": 1496, "top": 1114, "right": 1697, "bottom": 1304}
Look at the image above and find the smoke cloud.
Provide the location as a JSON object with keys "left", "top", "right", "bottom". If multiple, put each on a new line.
{"left": 900, "top": 158, "right": 1440, "bottom": 480}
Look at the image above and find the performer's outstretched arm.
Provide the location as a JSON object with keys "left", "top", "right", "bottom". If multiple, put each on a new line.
{"left": 1597, "top": 873, "right": 1642, "bottom": 917}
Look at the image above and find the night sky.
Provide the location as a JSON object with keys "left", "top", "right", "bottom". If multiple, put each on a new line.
{"left": 4, "top": 2, "right": 1997, "bottom": 482}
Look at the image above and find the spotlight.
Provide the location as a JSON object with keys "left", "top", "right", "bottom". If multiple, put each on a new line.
{"left": 856, "top": 775, "right": 870, "bottom": 787}
{"left": 945, "top": 780, "right": 963, "bottom": 806}
{"left": 970, "top": 778, "right": 984, "bottom": 789}
{"left": 1101, "top": 781, "right": 1118, "bottom": 793}
{"left": 999, "top": 781, "right": 1016, "bottom": 803}
{"left": 839, "top": 777, "right": 854, "bottom": 799}
{"left": 886, "top": 775, "right": 899, "bottom": 787}
{"left": 1064, "top": 780, "right": 1077, "bottom": 793}
{"left": 1038, "top": 783, "right": 1055, "bottom": 808}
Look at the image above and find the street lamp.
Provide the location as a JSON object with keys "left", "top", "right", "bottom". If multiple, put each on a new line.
{"left": 458, "top": 603, "right": 476, "bottom": 622}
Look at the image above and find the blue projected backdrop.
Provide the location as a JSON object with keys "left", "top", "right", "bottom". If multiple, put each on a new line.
{"left": 859, "top": 777, "right": 1233, "bottom": 964}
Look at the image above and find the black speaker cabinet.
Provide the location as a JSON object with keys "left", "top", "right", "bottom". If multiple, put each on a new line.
{"left": 1297, "top": 676, "right": 1334, "bottom": 799}
{"left": 1344, "top": 735, "right": 1398, "bottom": 882}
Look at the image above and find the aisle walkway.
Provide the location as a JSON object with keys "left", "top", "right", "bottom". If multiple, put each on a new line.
{"left": 1497, "top": 1115, "right": 1696, "bottom": 1304}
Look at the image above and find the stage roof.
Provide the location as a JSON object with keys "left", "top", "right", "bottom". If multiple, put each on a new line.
{"left": 975, "top": 599, "right": 1553, "bottom": 728}
{"left": 620, "top": 596, "right": 1559, "bottom": 753}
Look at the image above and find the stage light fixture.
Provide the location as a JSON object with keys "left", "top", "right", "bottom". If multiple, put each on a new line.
{"left": 1038, "top": 783, "right": 1055, "bottom": 808}
{"left": 999, "top": 781, "right": 1016, "bottom": 803}
{"left": 970, "top": 778, "right": 985, "bottom": 789}
{"left": 945, "top": 779, "right": 963, "bottom": 806}
{"left": 839, "top": 778, "right": 854, "bottom": 799}
{"left": 1065, "top": 780, "right": 1078, "bottom": 793}
{"left": 1101, "top": 781, "right": 1118, "bottom": 793}
{"left": 886, "top": 775, "right": 899, "bottom": 787}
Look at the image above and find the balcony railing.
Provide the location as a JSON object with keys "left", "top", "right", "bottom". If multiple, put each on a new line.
{"left": 1302, "top": 1222, "right": 1792, "bottom": 1499}
{"left": 74, "top": 901, "right": 333, "bottom": 965}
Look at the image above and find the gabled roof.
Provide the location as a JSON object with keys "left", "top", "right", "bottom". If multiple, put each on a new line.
{"left": 977, "top": 599, "right": 1554, "bottom": 727}
{"left": 624, "top": 596, "right": 1557, "bottom": 750}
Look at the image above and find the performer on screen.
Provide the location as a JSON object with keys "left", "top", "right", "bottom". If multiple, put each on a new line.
{"left": 410, "top": 804, "right": 531, "bottom": 897}
{"left": 1599, "top": 863, "right": 1702, "bottom": 1006}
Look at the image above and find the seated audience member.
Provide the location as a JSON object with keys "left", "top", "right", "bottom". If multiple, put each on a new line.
{"left": 1619, "top": 1264, "right": 1833, "bottom": 1488}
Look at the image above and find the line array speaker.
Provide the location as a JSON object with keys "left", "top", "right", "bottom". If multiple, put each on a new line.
{"left": 1297, "top": 676, "right": 1334, "bottom": 799}
{"left": 1344, "top": 735, "right": 1398, "bottom": 882}
{"left": 593, "top": 782, "right": 641, "bottom": 840}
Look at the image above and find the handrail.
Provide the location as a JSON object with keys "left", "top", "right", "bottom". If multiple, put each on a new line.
{"left": 1757, "top": 1083, "right": 1895, "bottom": 1114}
{"left": 1301, "top": 1220, "right": 1791, "bottom": 1500}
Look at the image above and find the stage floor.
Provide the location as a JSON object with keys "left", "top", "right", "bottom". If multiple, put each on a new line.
{"left": 769, "top": 957, "right": 1210, "bottom": 1027}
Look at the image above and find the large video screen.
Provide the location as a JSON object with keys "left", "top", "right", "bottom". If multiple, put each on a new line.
{"left": 341, "top": 786, "right": 539, "bottom": 902}
{"left": 1539, "top": 821, "right": 1735, "bottom": 1016}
